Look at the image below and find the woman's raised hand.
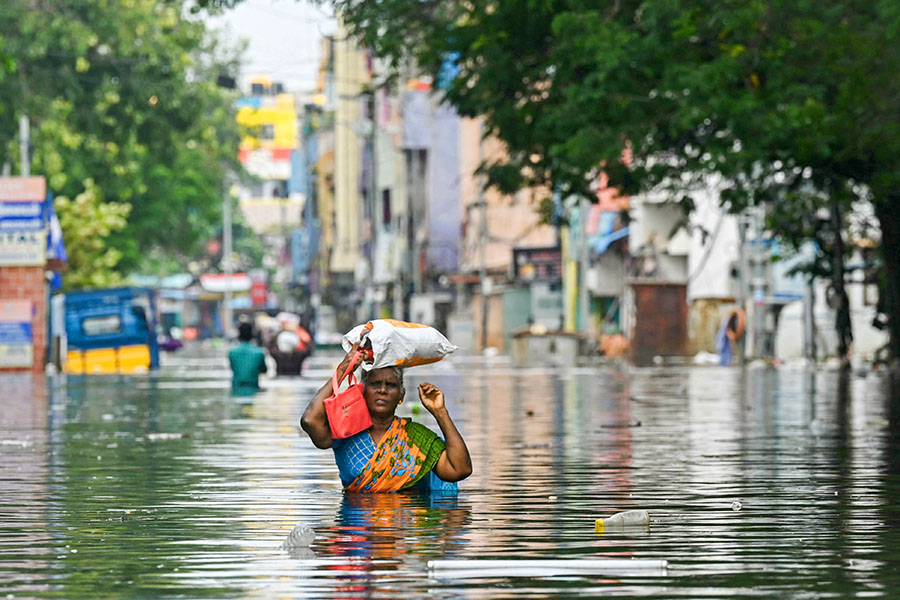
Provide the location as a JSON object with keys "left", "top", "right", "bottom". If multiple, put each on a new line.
{"left": 419, "top": 381, "right": 472, "bottom": 482}
{"left": 418, "top": 382, "right": 445, "bottom": 414}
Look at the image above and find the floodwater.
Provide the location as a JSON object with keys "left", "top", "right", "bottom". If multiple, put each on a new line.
{"left": 2, "top": 348, "right": 900, "bottom": 599}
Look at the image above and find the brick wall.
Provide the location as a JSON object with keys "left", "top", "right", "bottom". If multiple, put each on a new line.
{"left": 0, "top": 266, "right": 46, "bottom": 374}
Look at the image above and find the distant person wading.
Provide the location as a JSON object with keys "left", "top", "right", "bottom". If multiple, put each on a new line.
{"left": 228, "top": 322, "right": 268, "bottom": 396}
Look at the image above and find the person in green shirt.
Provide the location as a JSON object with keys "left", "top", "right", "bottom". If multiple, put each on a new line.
{"left": 228, "top": 321, "right": 268, "bottom": 396}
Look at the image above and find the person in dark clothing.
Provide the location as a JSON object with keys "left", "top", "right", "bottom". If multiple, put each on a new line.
{"left": 267, "top": 320, "right": 314, "bottom": 376}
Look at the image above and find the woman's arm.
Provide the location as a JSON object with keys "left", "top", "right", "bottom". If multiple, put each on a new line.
{"left": 418, "top": 383, "right": 472, "bottom": 482}
{"left": 300, "top": 342, "right": 360, "bottom": 449}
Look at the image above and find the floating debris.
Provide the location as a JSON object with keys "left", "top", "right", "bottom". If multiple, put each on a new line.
{"left": 282, "top": 523, "right": 316, "bottom": 550}
{"left": 599, "top": 420, "right": 641, "bottom": 428}
{"left": 595, "top": 510, "right": 650, "bottom": 533}
{"left": 147, "top": 432, "right": 188, "bottom": 441}
{"left": 428, "top": 558, "right": 667, "bottom": 578}
{"left": 0, "top": 439, "right": 33, "bottom": 448}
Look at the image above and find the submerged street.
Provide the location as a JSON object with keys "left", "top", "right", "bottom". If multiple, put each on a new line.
{"left": 2, "top": 348, "right": 899, "bottom": 598}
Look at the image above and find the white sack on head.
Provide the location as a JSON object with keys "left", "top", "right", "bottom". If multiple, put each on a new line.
{"left": 342, "top": 319, "right": 457, "bottom": 370}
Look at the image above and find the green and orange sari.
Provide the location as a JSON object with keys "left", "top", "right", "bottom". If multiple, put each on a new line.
{"left": 331, "top": 417, "right": 453, "bottom": 493}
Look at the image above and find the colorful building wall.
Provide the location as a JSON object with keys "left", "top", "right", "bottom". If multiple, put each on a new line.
{"left": 236, "top": 75, "right": 298, "bottom": 181}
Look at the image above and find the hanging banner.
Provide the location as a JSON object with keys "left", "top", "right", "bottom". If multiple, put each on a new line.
{"left": 0, "top": 300, "right": 33, "bottom": 368}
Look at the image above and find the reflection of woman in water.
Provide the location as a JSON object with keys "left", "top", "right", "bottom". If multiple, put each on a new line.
{"left": 313, "top": 493, "right": 470, "bottom": 596}
{"left": 326, "top": 493, "right": 471, "bottom": 561}
{"left": 301, "top": 342, "right": 472, "bottom": 493}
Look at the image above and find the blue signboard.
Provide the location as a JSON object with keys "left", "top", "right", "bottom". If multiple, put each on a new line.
{"left": 0, "top": 321, "right": 32, "bottom": 343}
{"left": 0, "top": 200, "right": 45, "bottom": 230}
{"left": 0, "top": 177, "right": 47, "bottom": 231}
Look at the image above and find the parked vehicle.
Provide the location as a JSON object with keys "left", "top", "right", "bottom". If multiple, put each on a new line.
{"left": 51, "top": 287, "right": 160, "bottom": 374}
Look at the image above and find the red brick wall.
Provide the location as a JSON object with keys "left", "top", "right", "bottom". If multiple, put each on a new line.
{"left": 0, "top": 266, "right": 46, "bottom": 374}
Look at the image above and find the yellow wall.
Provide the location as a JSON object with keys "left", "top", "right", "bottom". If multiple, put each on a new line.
{"left": 236, "top": 93, "right": 298, "bottom": 151}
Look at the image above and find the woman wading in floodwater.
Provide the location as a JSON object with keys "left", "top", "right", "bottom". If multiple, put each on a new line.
{"left": 301, "top": 342, "right": 472, "bottom": 493}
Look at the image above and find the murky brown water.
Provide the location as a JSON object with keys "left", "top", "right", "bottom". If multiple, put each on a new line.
{"left": 2, "top": 348, "right": 899, "bottom": 598}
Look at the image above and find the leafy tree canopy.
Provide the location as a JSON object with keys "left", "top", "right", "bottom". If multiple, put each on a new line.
{"left": 0, "top": 0, "right": 243, "bottom": 283}
{"left": 54, "top": 180, "right": 131, "bottom": 290}
{"left": 318, "top": 1, "right": 894, "bottom": 204}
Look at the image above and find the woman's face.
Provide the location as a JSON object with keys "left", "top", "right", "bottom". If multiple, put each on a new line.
{"left": 363, "top": 368, "right": 403, "bottom": 418}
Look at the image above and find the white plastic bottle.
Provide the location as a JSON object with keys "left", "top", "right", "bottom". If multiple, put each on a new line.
{"left": 282, "top": 523, "right": 316, "bottom": 549}
{"left": 594, "top": 510, "right": 650, "bottom": 533}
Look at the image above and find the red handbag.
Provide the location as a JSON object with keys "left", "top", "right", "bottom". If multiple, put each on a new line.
{"left": 323, "top": 350, "right": 373, "bottom": 439}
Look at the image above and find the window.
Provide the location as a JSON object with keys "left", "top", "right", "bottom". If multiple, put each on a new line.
{"left": 82, "top": 315, "right": 122, "bottom": 336}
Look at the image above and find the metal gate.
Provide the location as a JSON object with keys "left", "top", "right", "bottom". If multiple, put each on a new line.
{"left": 630, "top": 282, "right": 687, "bottom": 366}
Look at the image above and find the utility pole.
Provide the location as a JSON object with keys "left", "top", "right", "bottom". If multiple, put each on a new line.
{"left": 478, "top": 121, "right": 489, "bottom": 351}
{"left": 736, "top": 213, "right": 749, "bottom": 365}
{"left": 304, "top": 104, "right": 320, "bottom": 331}
{"left": 578, "top": 198, "right": 590, "bottom": 334}
{"left": 368, "top": 89, "right": 378, "bottom": 319}
{"left": 804, "top": 276, "right": 816, "bottom": 361}
{"left": 412, "top": 149, "right": 425, "bottom": 296}
{"left": 19, "top": 115, "right": 29, "bottom": 176}
{"left": 749, "top": 203, "right": 769, "bottom": 359}
{"left": 223, "top": 189, "right": 233, "bottom": 340}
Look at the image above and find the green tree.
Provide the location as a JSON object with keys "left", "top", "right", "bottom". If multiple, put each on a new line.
{"left": 0, "top": 0, "right": 242, "bottom": 283}
{"left": 54, "top": 180, "right": 131, "bottom": 290}
{"left": 317, "top": 0, "right": 900, "bottom": 364}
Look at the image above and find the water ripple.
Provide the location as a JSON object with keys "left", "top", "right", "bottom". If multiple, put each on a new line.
{"left": 0, "top": 358, "right": 898, "bottom": 598}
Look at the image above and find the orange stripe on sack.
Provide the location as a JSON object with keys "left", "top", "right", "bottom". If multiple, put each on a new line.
{"left": 395, "top": 356, "right": 444, "bottom": 368}
{"left": 382, "top": 319, "right": 428, "bottom": 329}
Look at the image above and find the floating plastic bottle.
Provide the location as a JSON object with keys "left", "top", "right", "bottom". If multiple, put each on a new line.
{"left": 594, "top": 509, "right": 650, "bottom": 533}
{"left": 282, "top": 523, "right": 316, "bottom": 549}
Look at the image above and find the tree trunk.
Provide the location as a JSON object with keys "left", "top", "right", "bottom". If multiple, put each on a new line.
{"left": 829, "top": 198, "right": 852, "bottom": 364}
{"left": 874, "top": 195, "right": 900, "bottom": 366}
